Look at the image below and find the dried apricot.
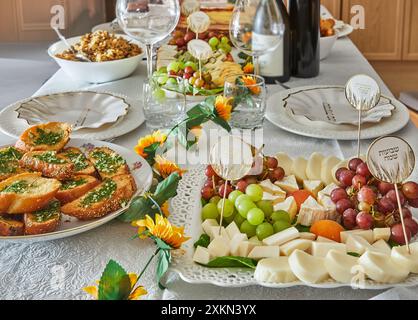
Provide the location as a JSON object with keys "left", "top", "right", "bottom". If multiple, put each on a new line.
{"left": 310, "top": 220, "right": 345, "bottom": 242}
{"left": 291, "top": 190, "right": 313, "bottom": 210}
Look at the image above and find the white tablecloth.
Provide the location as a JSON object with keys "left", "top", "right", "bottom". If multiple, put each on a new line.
{"left": 0, "top": 38, "right": 417, "bottom": 300}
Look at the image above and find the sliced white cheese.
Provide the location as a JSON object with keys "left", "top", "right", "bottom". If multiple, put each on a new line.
{"left": 280, "top": 239, "right": 313, "bottom": 256}
{"left": 229, "top": 233, "right": 248, "bottom": 256}
{"left": 225, "top": 222, "right": 241, "bottom": 240}
{"left": 303, "top": 180, "right": 324, "bottom": 197}
{"left": 208, "top": 237, "right": 230, "bottom": 258}
{"left": 299, "top": 232, "right": 317, "bottom": 241}
{"left": 273, "top": 196, "right": 298, "bottom": 220}
{"left": 260, "top": 180, "right": 287, "bottom": 197}
{"left": 274, "top": 175, "right": 299, "bottom": 194}
{"left": 263, "top": 227, "right": 299, "bottom": 246}
{"left": 208, "top": 226, "right": 229, "bottom": 241}
{"left": 319, "top": 183, "right": 339, "bottom": 197}
{"left": 391, "top": 243, "right": 418, "bottom": 273}
{"left": 306, "top": 153, "right": 324, "bottom": 181}
{"left": 321, "top": 156, "right": 341, "bottom": 185}
{"left": 311, "top": 241, "right": 346, "bottom": 258}
{"left": 202, "top": 219, "right": 218, "bottom": 236}
{"left": 288, "top": 250, "right": 329, "bottom": 284}
{"left": 262, "top": 191, "right": 285, "bottom": 204}
{"left": 373, "top": 228, "right": 391, "bottom": 242}
{"left": 291, "top": 157, "right": 308, "bottom": 182}
{"left": 254, "top": 257, "right": 297, "bottom": 283}
{"left": 275, "top": 153, "right": 293, "bottom": 176}
{"left": 345, "top": 234, "right": 378, "bottom": 255}
{"left": 331, "top": 160, "right": 348, "bottom": 184}
{"left": 324, "top": 249, "right": 359, "bottom": 283}
{"left": 340, "top": 230, "right": 374, "bottom": 244}
{"left": 248, "top": 246, "right": 281, "bottom": 260}
{"left": 359, "top": 251, "right": 409, "bottom": 283}
{"left": 297, "top": 196, "right": 327, "bottom": 226}
{"left": 372, "top": 239, "right": 391, "bottom": 256}
{"left": 193, "top": 246, "right": 212, "bottom": 265}
{"left": 316, "top": 236, "right": 336, "bottom": 243}
{"left": 238, "top": 241, "right": 256, "bottom": 257}
{"left": 249, "top": 236, "right": 263, "bottom": 246}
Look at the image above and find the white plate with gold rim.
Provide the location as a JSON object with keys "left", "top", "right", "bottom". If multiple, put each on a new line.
{"left": 169, "top": 166, "right": 418, "bottom": 289}
{"left": 0, "top": 91, "right": 145, "bottom": 141}
{"left": 0, "top": 138, "right": 153, "bottom": 243}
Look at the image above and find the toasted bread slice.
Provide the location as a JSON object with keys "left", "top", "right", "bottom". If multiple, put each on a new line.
{"left": 15, "top": 122, "right": 71, "bottom": 152}
{"left": 56, "top": 175, "right": 101, "bottom": 204}
{"left": 88, "top": 147, "right": 129, "bottom": 179}
{"left": 19, "top": 151, "right": 75, "bottom": 180}
{"left": 61, "top": 174, "right": 137, "bottom": 220}
{"left": 0, "top": 173, "right": 61, "bottom": 214}
{"left": 0, "top": 215, "right": 24, "bottom": 236}
{"left": 0, "top": 146, "right": 26, "bottom": 181}
{"left": 24, "top": 200, "right": 61, "bottom": 235}
{"left": 60, "top": 147, "right": 96, "bottom": 176}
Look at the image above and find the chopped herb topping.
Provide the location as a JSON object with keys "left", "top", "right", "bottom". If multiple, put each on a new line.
{"left": 31, "top": 128, "right": 63, "bottom": 146}
{"left": 1, "top": 180, "right": 29, "bottom": 193}
{"left": 91, "top": 150, "right": 125, "bottom": 174}
{"left": 0, "top": 147, "right": 23, "bottom": 174}
{"left": 60, "top": 178, "right": 87, "bottom": 190}
{"left": 80, "top": 179, "right": 117, "bottom": 207}
{"left": 64, "top": 152, "right": 88, "bottom": 171}
{"left": 34, "top": 151, "right": 67, "bottom": 164}
{"left": 32, "top": 200, "right": 60, "bottom": 223}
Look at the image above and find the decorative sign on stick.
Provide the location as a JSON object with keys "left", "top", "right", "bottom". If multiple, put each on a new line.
{"left": 187, "top": 11, "right": 210, "bottom": 38}
{"left": 209, "top": 135, "right": 254, "bottom": 232}
{"left": 181, "top": 0, "right": 200, "bottom": 16}
{"left": 345, "top": 75, "right": 381, "bottom": 158}
{"left": 367, "top": 136, "right": 416, "bottom": 252}
{"left": 187, "top": 39, "right": 212, "bottom": 77}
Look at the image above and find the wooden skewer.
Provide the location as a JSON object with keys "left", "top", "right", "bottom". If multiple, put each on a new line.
{"left": 219, "top": 178, "right": 229, "bottom": 236}
{"left": 357, "top": 109, "right": 362, "bottom": 159}
{"left": 394, "top": 185, "right": 411, "bottom": 254}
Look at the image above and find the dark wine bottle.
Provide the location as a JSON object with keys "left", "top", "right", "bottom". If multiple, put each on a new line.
{"left": 258, "top": 0, "right": 291, "bottom": 84}
{"left": 289, "top": 0, "right": 320, "bottom": 78}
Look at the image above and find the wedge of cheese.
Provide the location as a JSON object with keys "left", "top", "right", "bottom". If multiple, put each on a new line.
{"left": 280, "top": 239, "right": 313, "bottom": 256}
{"left": 311, "top": 241, "right": 346, "bottom": 258}
{"left": 229, "top": 233, "right": 248, "bottom": 256}
{"left": 299, "top": 232, "right": 317, "bottom": 241}
{"left": 321, "top": 156, "right": 341, "bottom": 185}
{"left": 248, "top": 246, "right": 281, "bottom": 260}
{"left": 263, "top": 227, "right": 299, "bottom": 246}
{"left": 208, "top": 226, "right": 229, "bottom": 241}
{"left": 193, "top": 246, "right": 212, "bottom": 265}
{"left": 373, "top": 228, "right": 391, "bottom": 242}
{"left": 249, "top": 236, "right": 263, "bottom": 246}
{"left": 288, "top": 250, "right": 329, "bottom": 284}
{"left": 225, "top": 221, "right": 241, "bottom": 240}
{"left": 303, "top": 180, "right": 324, "bottom": 197}
{"left": 254, "top": 257, "right": 298, "bottom": 283}
{"left": 260, "top": 179, "right": 287, "bottom": 197}
{"left": 306, "top": 153, "right": 324, "bottom": 181}
{"left": 340, "top": 230, "right": 374, "bottom": 244}
{"left": 391, "top": 243, "right": 418, "bottom": 273}
{"left": 262, "top": 191, "right": 286, "bottom": 204}
{"left": 359, "top": 251, "right": 409, "bottom": 283}
{"left": 297, "top": 196, "right": 328, "bottom": 226}
{"left": 316, "top": 236, "right": 336, "bottom": 243}
{"left": 275, "top": 153, "right": 293, "bottom": 176}
{"left": 345, "top": 234, "right": 378, "bottom": 255}
{"left": 202, "top": 219, "right": 219, "bottom": 236}
{"left": 238, "top": 241, "right": 257, "bottom": 257}
{"left": 317, "top": 194, "right": 339, "bottom": 222}
{"left": 319, "top": 183, "right": 339, "bottom": 197}
{"left": 275, "top": 175, "right": 299, "bottom": 194}
{"left": 324, "top": 249, "right": 359, "bottom": 283}
{"left": 372, "top": 239, "right": 391, "bottom": 256}
{"left": 291, "top": 157, "right": 308, "bottom": 182}
{"left": 273, "top": 196, "right": 298, "bottom": 220}
{"left": 208, "top": 237, "right": 230, "bottom": 257}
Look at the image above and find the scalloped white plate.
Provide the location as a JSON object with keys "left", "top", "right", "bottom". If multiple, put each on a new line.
{"left": 0, "top": 139, "right": 153, "bottom": 243}
{"left": 170, "top": 166, "right": 418, "bottom": 289}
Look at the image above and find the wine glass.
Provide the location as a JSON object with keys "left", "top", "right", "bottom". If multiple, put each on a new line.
{"left": 116, "top": 0, "right": 180, "bottom": 79}
{"left": 229, "top": 0, "right": 285, "bottom": 75}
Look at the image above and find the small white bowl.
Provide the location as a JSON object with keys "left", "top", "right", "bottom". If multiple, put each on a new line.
{"left": 320, "top": 33, "right": 338, "bottom": 60}
{"left": 48, "top": 34, "right": 144, "bottom": 84}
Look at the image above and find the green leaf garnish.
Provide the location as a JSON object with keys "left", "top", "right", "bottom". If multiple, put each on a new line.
{"left": 201, "top": 256, "right": 258, "bottom": 269}
{"left": 194, "top": 234, "right": 210, "bottom": 248}
{"left": 98, "top": 260, "right": 132, "bottom": 300}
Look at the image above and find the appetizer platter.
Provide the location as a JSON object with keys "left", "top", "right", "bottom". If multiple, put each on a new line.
{"left": 170, "top": 152, "right": 418, "bottom": 289}
{"left": 0, "top": 122, "right": 152, "bottom": 242}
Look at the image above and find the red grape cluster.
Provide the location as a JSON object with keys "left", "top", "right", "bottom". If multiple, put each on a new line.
{"left": 332, "top": 158, "right": 418, "bottom": 245}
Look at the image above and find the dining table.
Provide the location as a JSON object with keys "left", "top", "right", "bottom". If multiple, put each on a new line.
{"left": 0, "top": 36, "right": 417, "bottom": 300}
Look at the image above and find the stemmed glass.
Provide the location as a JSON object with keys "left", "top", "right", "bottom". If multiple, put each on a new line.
{"left": 229, "top": 0, "right": 285, "bottom": 75}
{"left": 116, "top": 0, "right": 180, "bottom": 79}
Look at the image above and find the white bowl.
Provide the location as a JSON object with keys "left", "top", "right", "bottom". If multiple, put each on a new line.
{"left": 48, "top": 34, "right": 144, "bottom": 84}
{"left": 320, "top": 33, "right": 337, "bottom": 60}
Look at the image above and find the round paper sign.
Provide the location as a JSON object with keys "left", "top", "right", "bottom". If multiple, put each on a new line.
{"left": 345, "top": 74, "right": 381, "bottom": 111}
{"left": 367, "top": 136, "right": 415, "bottom": 184}
{"left": 209, "top": 135, "right": 254, "bottom": 181}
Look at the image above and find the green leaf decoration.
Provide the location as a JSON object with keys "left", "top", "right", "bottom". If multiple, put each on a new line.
{"left": 153, "top": 236, "right": 173, "bottom": 251}
{"left": 294, "top": 224, "right": 311, "bottom": 233}
{"left": 347, "top": 252, "right": 361, "bottom": 258}
{"left": 143, "top": 142, "right": 164, "bottom": 166}
{"left": 211, "top": 116, "right": 232, "bottom": 132}
{"left": 156, "top": 249, "right": 171, "bottom": 289}
{"left": 98, "top": 260, "right": 132, "bottom": 300}
{"left": 193, "top": 234, "right": 210, "bottom": 248}
{"left": 153, "top": 172, "right": 180, "bottom": 204}
{"left": 202, "top": 256, "right": 257, "bottom": 269}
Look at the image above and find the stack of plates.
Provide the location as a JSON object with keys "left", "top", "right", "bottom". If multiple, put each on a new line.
{"left": 266, "top": 85, "right": 411, "bottom": 140}
{"left": 0, "top": 91, "right": 144, "bottom": 141}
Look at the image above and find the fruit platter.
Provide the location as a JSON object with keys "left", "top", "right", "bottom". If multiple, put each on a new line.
{"left": 170, "top": 152, "right": 418, "bottom": 288}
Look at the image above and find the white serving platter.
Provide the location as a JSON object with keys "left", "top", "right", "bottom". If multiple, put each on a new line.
{"left": 0, "top": 138, "right": 153, "bottom": 243}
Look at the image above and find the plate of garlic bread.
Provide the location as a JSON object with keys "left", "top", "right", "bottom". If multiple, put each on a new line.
{"left": 0, "top": 122, "right": 153, "bottom": 242}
